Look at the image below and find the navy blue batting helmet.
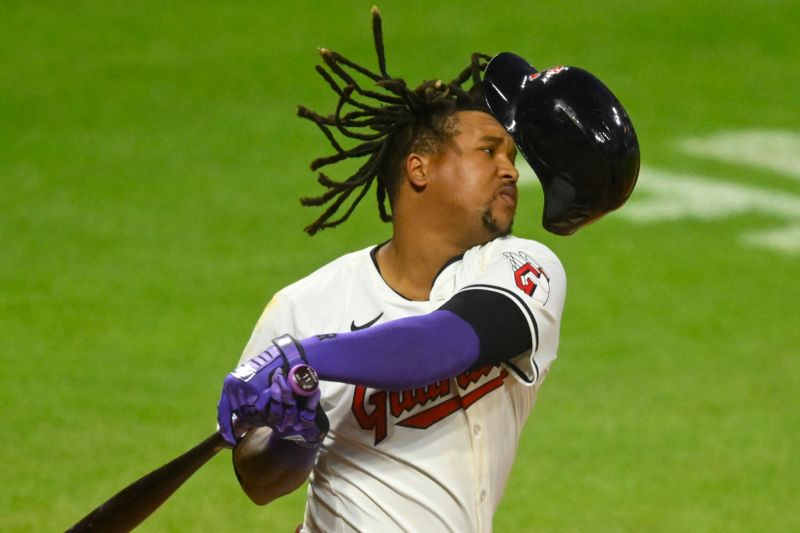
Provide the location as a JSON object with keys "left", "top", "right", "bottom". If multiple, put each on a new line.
{"left": 483, "top": 52, "right": 640, "bottom": 235}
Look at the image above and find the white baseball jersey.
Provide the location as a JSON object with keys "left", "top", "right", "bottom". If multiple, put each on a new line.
{"left": 239, "top": 235, "right": 566, "bottom": 532}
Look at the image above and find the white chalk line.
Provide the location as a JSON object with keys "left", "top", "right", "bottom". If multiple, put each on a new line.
{"left": 679, "top": 130, "right": 800, "bottom": 182}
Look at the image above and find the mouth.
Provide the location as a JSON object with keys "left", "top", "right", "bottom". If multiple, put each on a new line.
{"left": 498, "top": 184, "right": 518, "bottom": 207}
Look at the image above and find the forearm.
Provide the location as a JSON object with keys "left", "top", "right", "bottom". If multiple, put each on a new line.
{"left": 232, "top": 427, "right": 317, "bottom": 505}
{"left": 300, "top": 310, "right": 481, "bottom": 390}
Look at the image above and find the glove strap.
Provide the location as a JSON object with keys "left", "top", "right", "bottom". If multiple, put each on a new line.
{"left": 271, "top": 334, "right": 308, "bottom": 368}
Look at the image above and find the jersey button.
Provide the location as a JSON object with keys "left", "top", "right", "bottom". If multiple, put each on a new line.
{"left": 480, "top": 489, "right": 487, "bottom": 502}
{"left": 473, "top": 425, "right": 481, "bottom": 437}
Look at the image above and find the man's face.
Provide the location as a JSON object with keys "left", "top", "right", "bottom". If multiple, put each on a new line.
{"left": 424, "top": 110, "right": 520, "bottom": 245}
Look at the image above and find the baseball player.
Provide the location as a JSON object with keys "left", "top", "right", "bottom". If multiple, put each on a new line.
{"left": 217, "top": 8, "right": 638, "bottom": 533}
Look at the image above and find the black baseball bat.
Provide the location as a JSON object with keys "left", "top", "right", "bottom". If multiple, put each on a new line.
{"left": 66, "top": 364, "right": 319, "bottom": 532}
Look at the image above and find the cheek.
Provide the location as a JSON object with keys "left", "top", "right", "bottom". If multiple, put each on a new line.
{"left": 449, "top": 160, "right": 488, "bottom": 193}
{"left": 430, "top": 157, "right": 490, "bottom": 209}
{"left": 446, "top": 172, "right": 482, "bottom": 207}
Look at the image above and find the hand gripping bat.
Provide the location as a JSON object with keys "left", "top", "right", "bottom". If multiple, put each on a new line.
{"left": 66, "top": 364, "right": 320, "bottom": 532}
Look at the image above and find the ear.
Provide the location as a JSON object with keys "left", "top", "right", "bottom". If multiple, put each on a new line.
{"left": 405, "top": 153, "right": 430, "bottom": 188}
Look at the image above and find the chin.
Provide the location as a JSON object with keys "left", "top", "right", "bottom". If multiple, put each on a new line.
{"left": 481, "top": 208, "right": 514, "bottom": 237}
{"left": 492, "top": 221, "right": 513, "bottom": 239}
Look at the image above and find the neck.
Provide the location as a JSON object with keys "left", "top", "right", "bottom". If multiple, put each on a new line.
{"left": 376, "top": 225, "right": 468, "bottom": 301}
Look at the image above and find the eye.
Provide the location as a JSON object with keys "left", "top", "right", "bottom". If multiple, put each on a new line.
{"left": 481, "top": 147, "right": 494, "bottom": 155}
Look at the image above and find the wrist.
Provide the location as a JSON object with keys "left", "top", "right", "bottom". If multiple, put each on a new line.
{"left": 272, "top": 334, "right": 309, "bottom": 371}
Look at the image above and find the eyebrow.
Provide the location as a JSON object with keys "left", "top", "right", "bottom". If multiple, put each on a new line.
{"left": 479, "top": 135, "right": 518, "bottom": 159}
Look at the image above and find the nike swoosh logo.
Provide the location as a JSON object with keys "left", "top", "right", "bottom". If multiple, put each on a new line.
{"left": 350, "top": 312, "right": 383, "bottom": 331}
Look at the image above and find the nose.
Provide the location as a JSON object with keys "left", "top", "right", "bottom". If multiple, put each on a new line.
{"left": 499, "top": 156, "right": 519, "bottom": 182}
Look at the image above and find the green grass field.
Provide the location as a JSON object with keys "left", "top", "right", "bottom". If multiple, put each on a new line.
{"left": 2, "top": 1, "right": 798, "bottom": 531}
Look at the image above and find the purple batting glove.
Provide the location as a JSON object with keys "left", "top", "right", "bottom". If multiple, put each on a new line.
{"left": 217, "top": 334, "right": 309, "bottom": 446}
{"left": 266, "top": 368, "right": 327, "bottom": 448}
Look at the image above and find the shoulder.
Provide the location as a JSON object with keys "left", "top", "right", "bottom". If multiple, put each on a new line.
{"left": 239, "top": 246, "right": 376, "bottom": 361}
{"left": 468, "top": 235, "right": 565, "bottom": 276}
{"left": 276, "top": 245, "right": 375, "bottom": 304}
{"left": 455, "top": 234, "right": 566, "bottom": 311}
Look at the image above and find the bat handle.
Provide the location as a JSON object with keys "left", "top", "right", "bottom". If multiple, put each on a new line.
{"left": 287, "top": 363, "right": 320, "bottom": 397}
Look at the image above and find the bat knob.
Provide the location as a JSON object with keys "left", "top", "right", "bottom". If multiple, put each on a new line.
{"left": 288, "top": 364, "right": 320, "bottom": 396}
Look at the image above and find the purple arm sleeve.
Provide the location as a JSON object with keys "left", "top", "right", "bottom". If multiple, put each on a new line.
{"left": 298, "top": 310, "right": 480, "bottom": 390}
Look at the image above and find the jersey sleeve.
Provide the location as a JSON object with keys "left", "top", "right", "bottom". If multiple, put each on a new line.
{"left": 238, "top": 292, "right": 300, "bottom": 365}
{"left": 444, "top": 237, "right": 566, "bottom": 386}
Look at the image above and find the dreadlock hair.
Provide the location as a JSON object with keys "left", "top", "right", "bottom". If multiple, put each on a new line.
{"left": 297, "top": 6, "right": 491, "bottom": 235}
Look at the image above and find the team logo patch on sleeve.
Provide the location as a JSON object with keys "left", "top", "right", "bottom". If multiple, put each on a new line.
{"left": 503, "top": 251, "right": 551, "bottom": 303}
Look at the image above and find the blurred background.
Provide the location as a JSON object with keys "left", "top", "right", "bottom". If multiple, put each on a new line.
{"left": 2, "top": 1, "right": 798, "bottom": 530}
